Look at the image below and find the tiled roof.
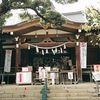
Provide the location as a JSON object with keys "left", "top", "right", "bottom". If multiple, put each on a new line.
{"left": 4, "top": 10, "right": 88, "bottom": 26}
{"left": 62, "top": 11, "right": 88, "bottom": 23}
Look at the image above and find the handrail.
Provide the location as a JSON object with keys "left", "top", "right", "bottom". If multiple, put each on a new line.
{"left": 41, "top": 78, "right": 49, "bottom": 100}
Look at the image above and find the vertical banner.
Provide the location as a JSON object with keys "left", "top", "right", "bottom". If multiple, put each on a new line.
{"left": 4, "top": 50, "right": 12, "bottom": 72}
{"left": 80, "top": 42, "right": 87, "bottom": 68}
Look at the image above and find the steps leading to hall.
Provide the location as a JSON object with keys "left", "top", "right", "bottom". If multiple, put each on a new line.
{"left": 0, "top": 83, "right": 99, "bottom": 100}
{"left": 47, "top": 83, "right": 99, "bottom": 100}
{"left": 0, "top": 85, "right": 42, "bottom": 100}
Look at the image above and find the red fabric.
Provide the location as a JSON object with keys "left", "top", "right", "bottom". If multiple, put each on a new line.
{"left": 19, "top": 74, "right": 22, "bottom": 82}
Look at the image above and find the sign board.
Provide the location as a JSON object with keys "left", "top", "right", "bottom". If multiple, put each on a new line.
{"left": 68, "top": 60, "right": 72, "bottom": 66}
{"left": 22, "top": 67, "right": 29, "bottom": 72}
{"left": 50, "top": 73, "right": 55, "bottom": 79}
{"left": 16, "top": 72, "right": 32, "bottom": 85}
{"left": 68, "top": 72, "right": 73, "bottom": 80}
{"left": 38, "top": 67, "right": 51, "bottom": 72}
{"left": 92, "top": 72, "right": 100, "bottom": 81}
{"left": 22, "top": 66, "right": 33, "bottom": 72}
{"left": 93, "top": 64, "right": 100, "bottom": 72}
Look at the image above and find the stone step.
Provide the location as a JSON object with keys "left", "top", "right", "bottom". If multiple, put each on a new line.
{"left": 0, "top": 93, "right": 42, "bottom": 98}
{"left": 0, "top": 91, "right": 97, "bottom": 98}
{"left": 0, "top": 97, "right": 99, "bottom": 100}
{"left": 47, "top": 97, "right": 99, "bottom": 100}
{"left": 47, "top": 92, "right": 97, "bottom": 97}
{"left": 1, "top": 90, "right": 41, "bottom": 94}
{"left": 0, "top": 97, "right": 41, "bottom": 100}
{"left": 0, "top": 83, "right": 99, "bottom": 100}
{"left": 48, "top": 85, "right": 94, "bottom": 90}
{"left": 1, "top": 85, "right": 43, "bottom": 90}
{"left": 50, "top": 89, "right": 95, "bottom": 93}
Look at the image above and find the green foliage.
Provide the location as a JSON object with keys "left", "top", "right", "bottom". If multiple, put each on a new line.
{"left": 82, "top": 6, "right": 100, "bottom": 46}
{"left": 82, "top": 6, "right": 100, "bottom": 32}
{"left": 19, "top": 12, "right": 34, "bottom": 22}
{"left": 55, "top": 0, "right": 78, "bottom": 4}
{"left": 0, "top": 11, "right": 13, "bottom": 28}
{"left": 81, "top": 23, "right": 91, "bottom": 32}
{"left": 32, "top": 0, "right": 51, "bottom": 9}
{"left": 0, "top": 15, "right": 6, "bottom": 28}
{"left": 40, "top": 10, "right": 66, "bottom": 28}
{"left": 85, "top": 6, "right": 100, "bottom": 24}
{"left": 4, "top": 12, "right": 13, "bottom": 18}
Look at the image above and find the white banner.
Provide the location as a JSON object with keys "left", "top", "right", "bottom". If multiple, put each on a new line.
{"left": 4, "top": 50, "right": 12, "bottom": 72}
{"left": 80, "top": 42, "right": 87, "bottom": 68}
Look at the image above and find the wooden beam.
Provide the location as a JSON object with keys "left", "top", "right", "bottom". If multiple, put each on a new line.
{"left": 2, "top": 20, "right": 81, "bottom": 33}
{"left": 63, "top": 23, "right": 81, "bottom": 29}
{"left": 21, "top": 34, "right": 73, "bottom": 38}
{"left": 2, "top": 20, "right": 40, "bottom": 32}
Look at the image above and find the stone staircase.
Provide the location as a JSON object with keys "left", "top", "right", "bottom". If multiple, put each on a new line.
{"left": 0, "top": 83, "right": 99, "bottom": 100}
{"left": 48, "top": 83, "right": 99, "bottom": 100}
{"left": 0, "top": 85, "right": 42, "bottom": 100}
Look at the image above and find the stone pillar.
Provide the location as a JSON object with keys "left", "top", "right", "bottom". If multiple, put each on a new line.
{"left": 75, "top": 44, "right": 82, "bottom": 82}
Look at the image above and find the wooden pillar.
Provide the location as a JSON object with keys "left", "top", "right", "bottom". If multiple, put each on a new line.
{"left": 75, "top": 44, "right": 82, "bottom": 82}
{"left": 15, "top": 43, "right": 21, "bottom": 72}
{"left": 0, "top": 40, "right": 2, "bottom": 67}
